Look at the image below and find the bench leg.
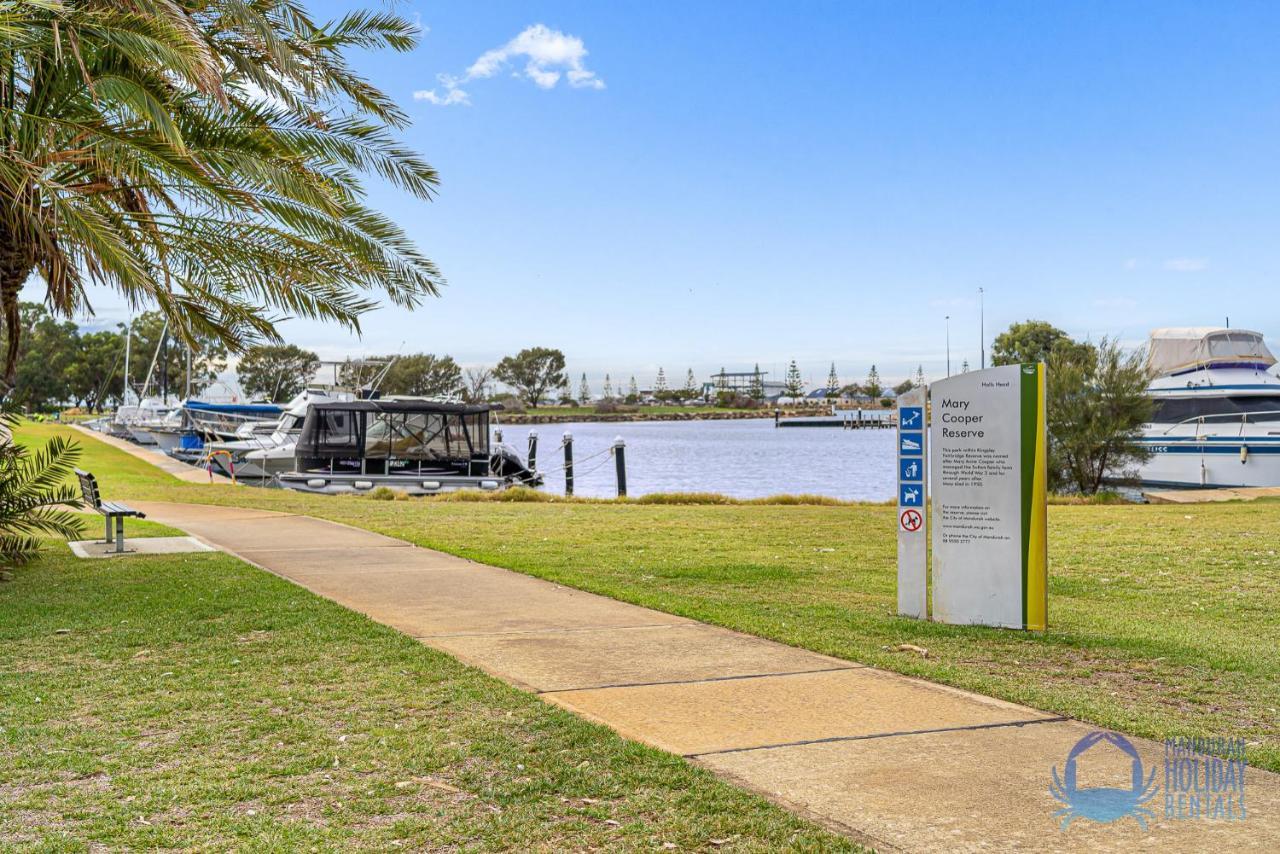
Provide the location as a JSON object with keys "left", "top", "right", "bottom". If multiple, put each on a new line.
{"left": 115, "top": 515, "right": 125, "bottom": 553}
{"left": 104, "top": 515, "right": 112, "bottom": 545}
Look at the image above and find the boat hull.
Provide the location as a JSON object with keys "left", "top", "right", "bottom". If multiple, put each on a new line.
{"left": 209, "top": 453, "right": 294, "bottom": 480}
{"left": 277, "top": 471, "right": 509, "bottom": 496}
{"left": 1135, "top": 437, "right": 1280, "bottom": 487}
{"left": 128, "top": 427, "right": 158, "bottom": 445}
{"left": 150, "top": 429, "right": 186, "bottom": 453}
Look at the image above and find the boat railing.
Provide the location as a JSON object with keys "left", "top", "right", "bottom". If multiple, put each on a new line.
{"left": 1159, "top": 409, "right": 1280, "bottom": 436}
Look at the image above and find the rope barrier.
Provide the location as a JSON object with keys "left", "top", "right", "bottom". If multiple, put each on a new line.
{"left": 527, "top": 442, "right": 613, "bottom": 478}
{"left": 568, "top": 450, "right": 617, "bottom": 480}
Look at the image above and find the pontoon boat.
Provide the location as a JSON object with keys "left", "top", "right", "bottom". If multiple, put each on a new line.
{"left": 277, "top": 399, "right": 533, "bottom": 495}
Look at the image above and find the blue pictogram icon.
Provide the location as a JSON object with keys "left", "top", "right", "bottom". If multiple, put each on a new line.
{"left": 899, "top": 458, "right": 922, "bottom": 481}
{"left": 899, "top": 407, "right": 923, "bottom": 429}
{"left": 899, "top": 484, "right": 923, "bottom": 507}
{"left": 899, "top": 432, "right": 923, "bottom": 455}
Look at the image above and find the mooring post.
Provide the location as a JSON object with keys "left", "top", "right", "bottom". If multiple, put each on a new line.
{"left": 527, "top": 430, "right": 538, "bottom": 473}
{"left": 774, "top": 408, "right": 781, "bottom": 427}
{"left": 563, "top": 431, "right": 574, "bottom": 496}
{"left": 495, "top": 427, "right": 504, "bottom": 444}
{"left": 614, "top": 436, "right": 627, "bottom": 497}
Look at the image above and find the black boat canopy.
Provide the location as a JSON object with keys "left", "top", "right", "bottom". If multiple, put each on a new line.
{"left": 296, "top": 399, "right": 496, "bottom": 461}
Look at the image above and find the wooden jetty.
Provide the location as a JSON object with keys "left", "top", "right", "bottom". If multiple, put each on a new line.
{"left": 776, "top": 408, "right": 896, "bottom": 429}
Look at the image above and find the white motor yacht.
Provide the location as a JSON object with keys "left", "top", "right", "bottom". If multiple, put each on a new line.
{"left": 1136, "top": 328, "right": 1280, "bottom": 487}
{"left": 205, "top": 387, "right": 353, "bottom": 479}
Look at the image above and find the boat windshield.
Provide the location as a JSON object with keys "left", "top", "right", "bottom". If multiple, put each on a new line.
{"left": 1151, "top": 395, "right": 1280, "bottom": 423}
{"left": 364, "top": 411, "right": 478, "bottom": 460}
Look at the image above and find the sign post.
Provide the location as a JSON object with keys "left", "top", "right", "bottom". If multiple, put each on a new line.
{"left": 896, "top": 387, "right": 928, "bottom": 618}
{"left": 927, "top": 363, "right": 1048, "bottom": 630}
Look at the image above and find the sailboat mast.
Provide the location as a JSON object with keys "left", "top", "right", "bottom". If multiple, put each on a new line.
{"left": 122, "top": 318, "right": 132, "bottom": 405}
{"left": 140, "top": 321, "right": 168, "bottom": 401}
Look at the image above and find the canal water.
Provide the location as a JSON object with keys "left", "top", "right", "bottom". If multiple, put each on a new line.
{"left": 496, "top": 417, "right": 897, "bottom": 502}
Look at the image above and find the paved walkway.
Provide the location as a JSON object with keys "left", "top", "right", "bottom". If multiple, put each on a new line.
{"left": 68, "top": 425, "right": 231, "bottom": 484}
{"left": 134, "top": 501, "right": 1278, "bottom": 852}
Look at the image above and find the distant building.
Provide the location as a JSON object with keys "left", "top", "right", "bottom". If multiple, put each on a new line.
{"left": 703, "top": 369, "right": 788, "bottom": 402}
{"left": 803, "top": 387, "right": 897, "bottom": 407}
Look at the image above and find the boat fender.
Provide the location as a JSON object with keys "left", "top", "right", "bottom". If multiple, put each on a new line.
{"left": 1241, "top": 446, "right": 1248, "bottom": 464}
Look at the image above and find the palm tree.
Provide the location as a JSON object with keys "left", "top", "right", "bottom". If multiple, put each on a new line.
{"left": 0, "top": 415, "right": 83, "bottom": 563}
{"left": 0, "top": 1, "right": 443, "bottom": 393}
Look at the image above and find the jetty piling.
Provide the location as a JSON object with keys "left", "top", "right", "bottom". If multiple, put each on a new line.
{"left": 563, "top": 431, "right": 574, "bottom": 496}
{"left": 527, "top": 430, "right": 538, "bottom": 473}
{"left": 614, "top": 437, "right": 627, "bottom": 497}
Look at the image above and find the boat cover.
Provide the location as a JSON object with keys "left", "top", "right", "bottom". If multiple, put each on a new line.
{"left": 1146, "top": 328, "right": 1276, "bottom": 376}
{"left": 183, "top": 400, "right": 283, "bottom": 415}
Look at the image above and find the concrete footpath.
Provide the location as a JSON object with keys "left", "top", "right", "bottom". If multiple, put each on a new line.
{"left": 133, "top": 501, "right": 1278, "bottom": 852}
{"left": 68, "top": 425, "right": 230, "bottom": 484}
{"left": 1144, "top": 485, "right": 1280, "bottom": 504}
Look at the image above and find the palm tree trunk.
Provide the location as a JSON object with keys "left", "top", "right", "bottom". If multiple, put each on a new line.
{"left": 0, "top": 238, "right": 35, "bottom": 394}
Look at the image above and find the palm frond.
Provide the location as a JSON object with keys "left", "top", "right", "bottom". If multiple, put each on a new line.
{"left": 0, "top": 428, "right": 84, "bottom": 562}
{"left": 0, "top": 0, "right": 444, "bottom": 387}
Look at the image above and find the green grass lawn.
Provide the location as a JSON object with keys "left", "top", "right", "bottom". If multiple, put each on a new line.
{"left": 14, "top": 423, "right": 1280, "bottom": 778}
{"left": 0, "top": 541, "right": 854, "bottom": 850}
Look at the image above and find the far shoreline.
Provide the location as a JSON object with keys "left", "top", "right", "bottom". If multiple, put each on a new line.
{"left": 496, "top": 405, "right": 891, "bottom": 425}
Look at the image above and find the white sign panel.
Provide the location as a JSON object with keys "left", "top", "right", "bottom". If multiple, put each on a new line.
{"left": 896, "top": 387, "right": 927, "bottom": 618}
{"left": 928, "top": 364, "right": 1047, "bottom": 630}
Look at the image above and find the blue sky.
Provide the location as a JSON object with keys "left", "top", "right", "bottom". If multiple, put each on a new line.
{"left": 34, "top": 1, "right": 1280, "bottom": 388}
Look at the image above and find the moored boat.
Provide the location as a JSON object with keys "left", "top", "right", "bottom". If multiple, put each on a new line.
{"left": 1136, "top": 328, "right": 1280, "bottom": 487}
{"left": 182, "top": 399, "right": 285, "bottom": 443}
{"left": 277, "top": 398, "right": 533, "bottom": 495}
{"left": 203, "top": 387, "right": 354, "bottom": 479}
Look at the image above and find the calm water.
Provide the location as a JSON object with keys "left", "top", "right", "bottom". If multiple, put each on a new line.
{"left": 495, "top": 418, "right": 897, "bottom": 501}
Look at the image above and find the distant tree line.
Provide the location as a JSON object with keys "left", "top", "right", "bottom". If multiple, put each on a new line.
{"left": 2, "top": 304, "right": 226, "bottom": 412}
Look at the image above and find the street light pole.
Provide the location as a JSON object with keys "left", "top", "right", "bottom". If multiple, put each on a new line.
{"left": 979, "top": 286, "right": 985, "bottom": 369}
{"left": 946, "top": 315, "right": 951, "bottom": 378}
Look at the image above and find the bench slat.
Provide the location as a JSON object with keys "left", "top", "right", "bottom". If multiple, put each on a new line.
{"left": 75, "top": 468, "right": 103, "bottom": 510}
{"left": 101, "top": 502, "right": 144, "bottom": 517}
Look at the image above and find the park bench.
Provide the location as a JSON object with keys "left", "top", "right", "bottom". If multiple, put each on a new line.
{"left": 75, "top": 469, "right": 146, "bottom": 553}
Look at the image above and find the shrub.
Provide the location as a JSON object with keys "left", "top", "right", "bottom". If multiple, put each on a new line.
{"left": 594, "top": 401, "right": 639, "bottom": 414}
{"left": 493, "top": 394, "right": 526, "bottom": 414}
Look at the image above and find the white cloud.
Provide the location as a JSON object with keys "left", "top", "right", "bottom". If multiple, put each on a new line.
{"left": 1122, "top": 258, "right": 1140, "bottom": 271}
{"left": 420, "top": 24, "right": 605, "bottom": 106}
{"left": 1164, "top": 257, "right": 1209, "bottom": 273}
{"left": 413, "top": 86, "right": 470, "bottom": 106}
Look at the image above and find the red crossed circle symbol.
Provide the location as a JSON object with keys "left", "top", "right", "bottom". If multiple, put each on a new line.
{"left": 900, "top": 509, "right": 923, "bottom": 532}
